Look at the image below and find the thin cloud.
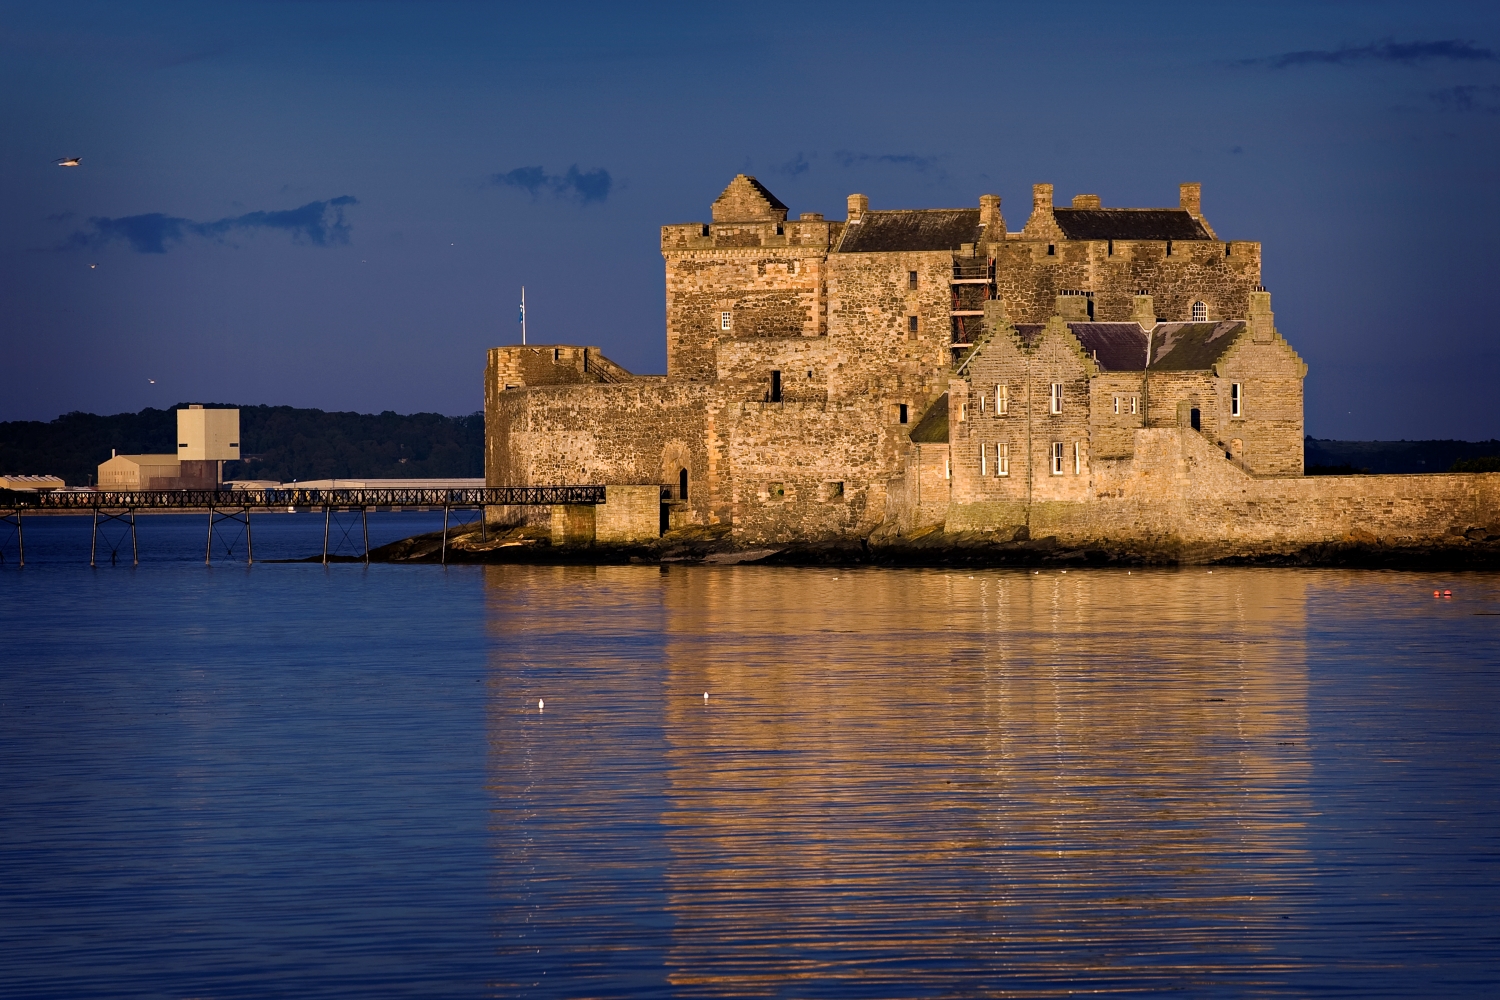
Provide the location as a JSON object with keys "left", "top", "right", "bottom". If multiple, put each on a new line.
{"left": 1431, "top": 84, "right": 1500, "bottom": 113}
{"left": 62, "top": 196, "right": 358, "bottom": 254}
{"left": 1244, "top": 38, "right": 1496, "bottom": 69}
{"left": 491, "top": 164, "right": 611, "bottom": 204}
{"left": 834, "top": 151, "right": 940, "bottom": 172}
{"left": 777, "top": 152, "right": 812, "bottom": 177}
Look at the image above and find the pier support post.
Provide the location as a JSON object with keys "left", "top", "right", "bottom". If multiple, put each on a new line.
{"left": 92, "top": 508, "right": 138, "bottom": 566}
{"left": 0, "top": 506, "right": 22, "bottom": 566}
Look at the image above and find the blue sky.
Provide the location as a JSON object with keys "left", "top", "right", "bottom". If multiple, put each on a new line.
{"left": 3, "top": 0, "right": 1498, "bottom": 438}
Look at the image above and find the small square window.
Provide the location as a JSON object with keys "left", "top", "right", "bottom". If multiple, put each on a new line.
{"left": 720, "top": 311, "right": 732, "bottom": 331}
{"left": 908, "top": 270, "right": 918, "bottom": 290}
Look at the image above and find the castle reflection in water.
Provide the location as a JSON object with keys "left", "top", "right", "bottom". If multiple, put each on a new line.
{"left": 483, "top": 566, "right": 1313, "bottom": 996}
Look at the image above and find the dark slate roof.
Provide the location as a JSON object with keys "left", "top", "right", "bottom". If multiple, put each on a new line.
{"left": 908, "top": 394, "right": 949, "bottom": 443}
{"left": 745, "top": 176, "right": 787, "bottom": 212}
{"left": 1053, "top": 209, "right": 1212, "bottom": 241}
{"left": 1148, "top": 322, "right": 1245, "bottom": 371}
{"left": 838, "top": 209, "right": 983, "bottom": 253}
{"left": 1067, "top": 323, "right": 1150, "bottom": 371}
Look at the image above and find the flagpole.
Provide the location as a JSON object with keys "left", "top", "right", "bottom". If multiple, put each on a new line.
{"left": 521, "top": 287, "right": 527, "bottom": 345}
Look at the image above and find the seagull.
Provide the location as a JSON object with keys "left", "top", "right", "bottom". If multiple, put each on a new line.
{"left": 89, "top": 263, "right": 97, "bottom": 269}
{"left": 148, "top": 379, "right": 156, "bottom": 384}
{"left": 703, "top": 692, "right": 708, "bottom": 702}
{"left": 537, "top": 698, "right": 544, "bottom": 711}
{"left": 55, "top": 157, "right": 81, "bottom": 167}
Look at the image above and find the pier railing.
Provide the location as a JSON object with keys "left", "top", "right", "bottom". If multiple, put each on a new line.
{"left": 0, "top": 485, "right": 607, "bottom": 510}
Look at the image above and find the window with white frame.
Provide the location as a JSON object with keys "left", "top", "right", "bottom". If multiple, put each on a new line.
{"left": 1113, "top": 396, "right": 1120, "bottom": 415}
{"left": 1231, "top": 382, "right": 1243, "bottom": 418}
{"left": 979, "top": 443, "right": 987, "bottom": 476}
{"left": 720, "top": 311, "right": 732, "bottom": 331}
{"left": 1074, "top": 441, "right": 1081, "bottom": 475}
{"left": 1050, "top": 383, "right": 1063, "bottom": 414}
{"left": 997, "top": 384, "right": 1009, "bottom": 415}
{"left": 1051, "top": 442, "right": 1064, "bottom": 475}
{"left": 1192, "top": 300, "right": 1207, "bottom": 321}
{"left": 1130, "top": 395, "right": 1139, "bottom": 415}
{"left": 945, "top": 457, "right": 951, "bottom": 480}
{"left": 979, "top": 393, "right": 986, "bottom": 413}
{"left": 959, "top": 402, "right": 966, "bottom": 422}
{"left": 997, "top": 443, "right": 1009, "bottom": 476}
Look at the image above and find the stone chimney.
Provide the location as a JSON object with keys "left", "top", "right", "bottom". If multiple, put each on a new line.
{"left": 1131, "top": 293, "right": 1156, "bottom": 330}
{"left": 1249, "top": 288, "right": 1274, "bottom": 342}
{"left": 847, "top": 193, "right": 868, "bottom": 222}
{"left": 1033, "top": 183, "right": 1053, "bottom": 214}
{"left": 1055, "top": 292, "right": 1091, "bottom": 322}
{"left": 1180, "top": 183, "right": 1202, "bottom": 217}
{"left": 1021, "top": 183, "right": 1063, "bottom": 239}
{"left": 1071, "top": 194, "right": 1101, "bottom": 209}
{"left": 979, "top": 194, "right": 1004, "bottom": 235}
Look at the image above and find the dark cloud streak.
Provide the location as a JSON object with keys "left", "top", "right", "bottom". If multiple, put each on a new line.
{"left": 1431, "top": 84, "right": 1500, "bottom": 113}
{"left": 834, "top": 151, "right": 940, "bottom": 172}
{"left": 62, "top": 197, "right": 358, "bottom": 254}
{"left": 491, "top": 165, "right": 611, "bottom": 203}
{"left": 1245, "top": 38, "right": 1496, "bottom": 69}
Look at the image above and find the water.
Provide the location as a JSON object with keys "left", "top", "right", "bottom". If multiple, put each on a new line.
{"left": 2, "top": 523, "right": 1497, "bottom": 997}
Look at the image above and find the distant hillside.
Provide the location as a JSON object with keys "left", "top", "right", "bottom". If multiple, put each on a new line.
{"left": 0, "top": 404, "right": 484, "bottom": 487}
{"left": 1305, "top": 437, "right": 1500, "bottom": 475}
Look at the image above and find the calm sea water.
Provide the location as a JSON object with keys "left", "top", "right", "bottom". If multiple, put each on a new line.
{"left": 2, "top": 517, "right": 1497, "bottom": 997}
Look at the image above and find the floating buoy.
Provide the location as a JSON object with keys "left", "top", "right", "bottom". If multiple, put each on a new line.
{"left": 538, "top": 698, "right": 544, "bottom": 711}
{"left": 1444, "top": 590, "right": 1453, "bottom": 598}
{"left": 703, "top": 692, "right": 709, "bottom": 702}
{"left": 1435, "top": 590, "right": 1441, "bottom": 598}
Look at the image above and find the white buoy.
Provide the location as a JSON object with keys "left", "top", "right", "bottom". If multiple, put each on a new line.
{"left": 538, "top": 698, "right": 544, "bottom": 711}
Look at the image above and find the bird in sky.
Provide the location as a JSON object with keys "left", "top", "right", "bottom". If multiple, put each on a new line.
{"left": 148, "top": 379, "right": 156, "bottom": 384}
{"left": 89, "top": 263, "right": 97, "bottom": 269}
{"left": 55, "top": 157, "right": 81, "bottom": 167}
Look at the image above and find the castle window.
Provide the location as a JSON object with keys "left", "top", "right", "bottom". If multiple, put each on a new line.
{"left": 1113, "top": 396, "right": 1120, "bottom": 415}
{"left": 1225, "top": 244, "right": 1232, "bottom": 256}
{"left": 997, "top": 384, "right": 1009, "bottom": 415}
{"left": 1108, "top": 239, "right": 1114, "bottom": 256}
{"left": 679, "top": 468, "right": 689, "bottom": 501}
{"left": 1051, "top": 442, "right": 1064, "bottom": 475}
{"left": 979, "top": 393, "right": 986, "bottom": 413}
{"left": 908, "top": 315, "right": 918, "bottom": 336}
{"left": 1231, "top": 382, "right": 1242, "bottom": 417}
{"left": 1130, "top": 395, "right": 1138, "bottom": 415}
{"left": 1074, "top": 442, "right": 1081, "bottom": 475}
{"left": 770, "top": 370, "right": 782, "bottom": 403}
{"left": 1166, "top": 240, "right": 1173, "bottom": 256}
{"left": 908, "top": 270, "right": 918, "bottom": 290}
{"left": 899, "top": 403, "right": 908, "bottom": 424}
{"left": 700, "top": 224, "right": 709, "bottom": 237}
{"left": 979, "top": 444, "right": 987, "bottom": 476}
{"left": 959, "top": 402, "right": 966, "bottom": 422}
{"left": 553, "top": 348, "right": 560, "bottom": 362}
{"left": 807, "top": 370, "right": 813, "bottom": 379}
{"left": 775, "top": 224, "right": 784, "bottom": 235}
{"left": 721, "top": 311, "right": 732, "bottom": 331}
{"left": 997, "top": 443, "right": 1009, "bottom": 476}
{"left": 1050, "top": 383, "right": 1063, "bottom": 414}
{"left": 945, "top": 457, "right": 951, "bottom": 480}
{"left": 1047, "top": 244, "right": 1056, "bottom": 256}
{"left": 1192, "top": 300, "right": 1207, "bottom": 321}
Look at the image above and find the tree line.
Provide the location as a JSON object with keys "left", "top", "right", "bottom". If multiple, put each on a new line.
{"left": 0, "top": 404, "right": 485, "bottom": 487}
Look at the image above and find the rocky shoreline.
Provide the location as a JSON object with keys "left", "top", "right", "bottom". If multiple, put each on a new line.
{"left": 365, "top": 522, "right": 1500, "bottom": 570}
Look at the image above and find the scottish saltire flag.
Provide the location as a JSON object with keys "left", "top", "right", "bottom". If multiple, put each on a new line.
{"left": 518, "top": 301, "right": 525, "bottom": 323}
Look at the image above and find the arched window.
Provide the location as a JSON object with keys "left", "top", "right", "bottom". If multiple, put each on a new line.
{"left": 1191, "top": 300, "right": 1207, "bottom": 321}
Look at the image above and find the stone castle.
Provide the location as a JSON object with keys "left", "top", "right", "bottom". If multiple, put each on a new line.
{"left": 485, "top": 175, "right": 1497, "bottom": 556}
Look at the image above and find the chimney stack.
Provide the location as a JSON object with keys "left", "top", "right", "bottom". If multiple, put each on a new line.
{"left": 1131, "top": 293, "right": 1156, "bottom": 330}
{"left": 846, "top": 193, "right": 868, "bottom": 222}
{"left": 1032, "top": 183, "right": 1054, "bottom": 214}
{"left": 1055, "top": 292, "right": 1091, "bottom": 322}
{"left": 979, "top": 194, "right": 1004, "bottom": 235}
{"left": 1249, "top": 289, "right": 1274, "bottom": 342}
{"left": 1180, "top": 182, "right": 1202, "bottom": 218}
{"left": 1071, "top": 194, "right": 1101, "bottom": 209}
